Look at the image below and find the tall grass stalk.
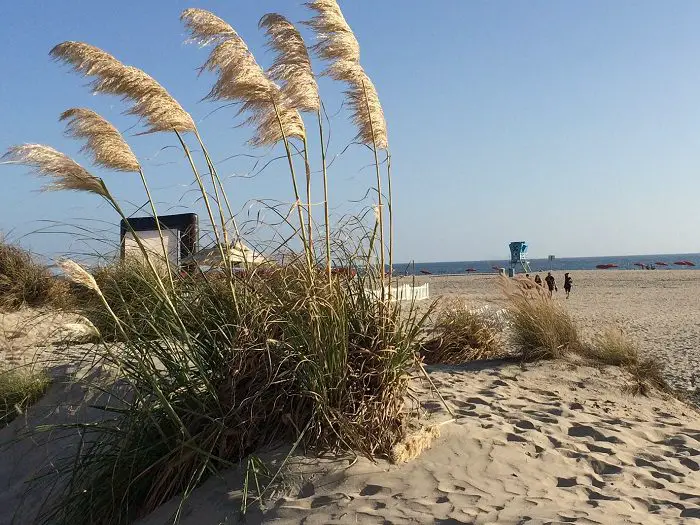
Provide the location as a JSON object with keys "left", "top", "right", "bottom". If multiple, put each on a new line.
{"left": 302, "top": 136, "right": 314, "bottom": 252}
{"left": 363, "top": 79, "right": 387, "bottom": 300}
{"left": 174, "top": 131, "right": 230, "bottom": 272}
{"left": 137, "top": 167, "right": 175, "bottom": 291}
{"left": 386, "top": 150, "right": 394, "bottom": 287}
{"left": 272, "top": 99, "right": 312, "bottom": 271}
{"left": 318, "top": 110, "right": 332, "bottom": 281}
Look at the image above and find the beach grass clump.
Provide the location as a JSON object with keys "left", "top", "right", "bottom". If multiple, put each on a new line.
{"left": 421, "top": 301, "right": 504, "bottom": 364}
{"left": 584, "top": 327, "right": 668, "bottom": 395}
{"left": 0, "top": 240, "right": 69, "bottom": 311}
{"left": 501, "top": 276, "right": 582, "bottom": 360}
{"left": 40, "top": 264, "right": 424, "bottom": 524}
{"left": 585, "top": 327, "right": 640, "bottom": 367}
{"left": 70, "top": 259, "right": 174, "bottom": 341}
{"left": 5, "top": 2, "right": 421, "bottom": 523}
{"left": 0, "top": 366, "right": 51, "bottom": 428}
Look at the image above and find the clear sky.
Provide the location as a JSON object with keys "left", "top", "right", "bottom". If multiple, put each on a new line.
{"left": 1, "top": 1, "right": 700, "bottom": 263}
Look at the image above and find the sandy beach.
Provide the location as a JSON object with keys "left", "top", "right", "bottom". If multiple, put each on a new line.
{"left": 2, "top": 269, "right": 700, "bottom": 524}
{"left": 412, "top": 270, "right": 700, "bottom": 392}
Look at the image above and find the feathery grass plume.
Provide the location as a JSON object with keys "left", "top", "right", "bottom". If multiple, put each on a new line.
{"left": 181, "top": 9, "right": 306, "bottom": 146}
{"left": 50, "top": 42, "right": 195, "bottom": 133}
{"left": 304, "top": 0, "right": 361, "bottom": 64}
{"left": 57, "top": 259, "right": 101, "bottom": 295}
{"left": 259, "top": 13, "right": 320, "bottom": 113}
{"left": 181, "top": 8, "right": 237, "bottom": 45}
{"left": 329, "top": 60, "right": 388, "bottom": 149}
{"left": 3, "top": 144, "right": 107, "bottom": 197}
{"left": 60, "top": 108, "right": 140, "bottom": 172}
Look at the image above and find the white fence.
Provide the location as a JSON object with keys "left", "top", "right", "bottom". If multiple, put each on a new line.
{"left": 368, "top": 283, "right": 430, "bottom": 302}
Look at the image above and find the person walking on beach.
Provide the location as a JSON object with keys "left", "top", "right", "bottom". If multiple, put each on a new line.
{"left": 534, "top": 274, "right": 542, "bottom": 287}
{"left": 545, "top": 272, "right": 557, "bottom": 297}
{"left": 564, "top": 273, "right": 573, "bottom": 299}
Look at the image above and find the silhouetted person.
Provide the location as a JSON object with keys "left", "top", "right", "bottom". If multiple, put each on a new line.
{"left": 534, "top": 274, "right": 542, "bottom": 286}
{"left": 564, "top": 273, "right": 573, "bottom": 299}
{"left": 545, "top": 272, "right": 557, "bottom": 297}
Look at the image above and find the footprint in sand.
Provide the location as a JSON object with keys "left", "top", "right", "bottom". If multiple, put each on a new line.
{"left": 568, "top": 423, "right": 623, "bottom": 444}
{"left": 359, "top": 484, "right": 390, "bottom": 497}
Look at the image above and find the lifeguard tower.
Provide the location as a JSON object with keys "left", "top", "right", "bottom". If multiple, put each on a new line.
{"left": 509, "top": 241, "right": 531, "bottom": 275}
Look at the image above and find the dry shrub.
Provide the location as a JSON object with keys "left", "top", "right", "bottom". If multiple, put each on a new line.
{"left": 584, "top": 327, "right": 668, "bottom": 396}
{"left": 421, "top": 301, "right": 503, "bottom": 364}
{"left": 0, "top": 366, "right": 51, "bottom": 427}
{"left": 500, "top": 275, "right": 582, "bottom": 360}
{"left": 0, "top": 240, "right": 69, "bottom": 311}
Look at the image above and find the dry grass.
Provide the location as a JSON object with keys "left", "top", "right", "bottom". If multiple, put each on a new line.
{"left": 60, "top": 108, "right": 140, "bottom": 172}
{"left": 500, "top": 275, "right": 582, "bottom": 360}
{"left": 0, "top": 241, "right": 69, "bottom": 311}
{"left": 0, "top": 366, "right": 51, "bottom": 428}
{"left": 585, "top": 327, "right": 639, "bottom": 366}
{"left": 50, "top": 41, "right": 196, "bottom": 133}
{"left": 583, "top": 327, "right": 668, "bottom": 396}
{"left": 421, "top": 301, "right": 504, "bottom": 365}
{"left": 182, "top": 8, "right": 306, "bottom": 146}
{"left": 259, "top": 13, "right": 320, "bottom": 113}
{"left": 3, "top": 144, "right": 107, "bottom": 196}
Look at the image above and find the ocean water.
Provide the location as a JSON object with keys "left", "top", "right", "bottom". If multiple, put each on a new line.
{"left": 395, "top": 253, "right": 700, "bottom": 276}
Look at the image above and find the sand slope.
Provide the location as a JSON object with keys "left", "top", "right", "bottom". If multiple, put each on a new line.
{"left": 135, "top": 361, "right": 700, "bottom": 525}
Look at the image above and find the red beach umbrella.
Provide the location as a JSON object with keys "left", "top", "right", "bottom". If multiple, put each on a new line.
{"left": 673, "top": 261, "right": 694, "bottom": 267}
{"left": 596, "top": 264, "right": 618, "bottom": 270}
{"left": 466, "top": 268, "right": 477, "bottom": 273}
{"left": 420, "top": 269, "right": 432, "bottom": 275}
{"left": 655, "top": 262, "right": 668, "bottom": 266}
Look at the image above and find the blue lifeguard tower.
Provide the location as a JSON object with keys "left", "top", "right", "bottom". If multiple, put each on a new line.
{"left": 509, "top": 241, "right": 531, "bottom": 275}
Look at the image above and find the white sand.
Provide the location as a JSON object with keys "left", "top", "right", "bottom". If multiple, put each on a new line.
{"left": 2, "top": 269, "right": 700, "bottom": 524}
{"left": 136, "top": 361, "right": 700, "bottom": 524}
{"left": 412, "top": 270, "right": 700, "bottom": 392}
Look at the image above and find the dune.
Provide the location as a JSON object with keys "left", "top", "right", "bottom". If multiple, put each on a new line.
{"left": 3, "top": 269, "right": 700, "bottom": 524}
{"left": 133, "top": 360, "right": 700, "bottom": 524}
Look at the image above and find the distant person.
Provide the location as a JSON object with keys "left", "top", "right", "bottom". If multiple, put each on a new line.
{"left": 534, "top": 274, "right": 542, "bottom": 286}
{"left": 564, "top": 273, "right": 573, "bottom": 299}
{"left": 545, "top": 272, "right": 557, "bottom": 296}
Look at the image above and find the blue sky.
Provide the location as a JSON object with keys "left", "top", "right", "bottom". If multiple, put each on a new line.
{"left": 1, "top": 1, "right": 700, "bottom": 263}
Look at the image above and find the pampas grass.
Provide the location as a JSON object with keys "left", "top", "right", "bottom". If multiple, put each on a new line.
{"left": 2, "top": 6, "right": 427, "bottom": 523}
{"left": 56, "top": 259, "right": 101, "bottom": 295}
{"left": 50, "top": 42, "right": 195, "bottom": 133}
{"left": 259, "top": 13, "right": 320, "bottom": 113}
{"left": 60, "top": 108, "right": 140, "bottom": 172}
{"left": 329, "top": 60, "right": 388, "bottom": 149}
{"left": 182, "top": 8, "right": 306, "bottom": 146}
{"left": 3, "top": 144, "right": 108, "bottom": 197}
{"left": 305, "top": 0, "right": 361, "bottom": 64}
{"left": 182, "top": 7, "right": 310, "bottom": 262}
